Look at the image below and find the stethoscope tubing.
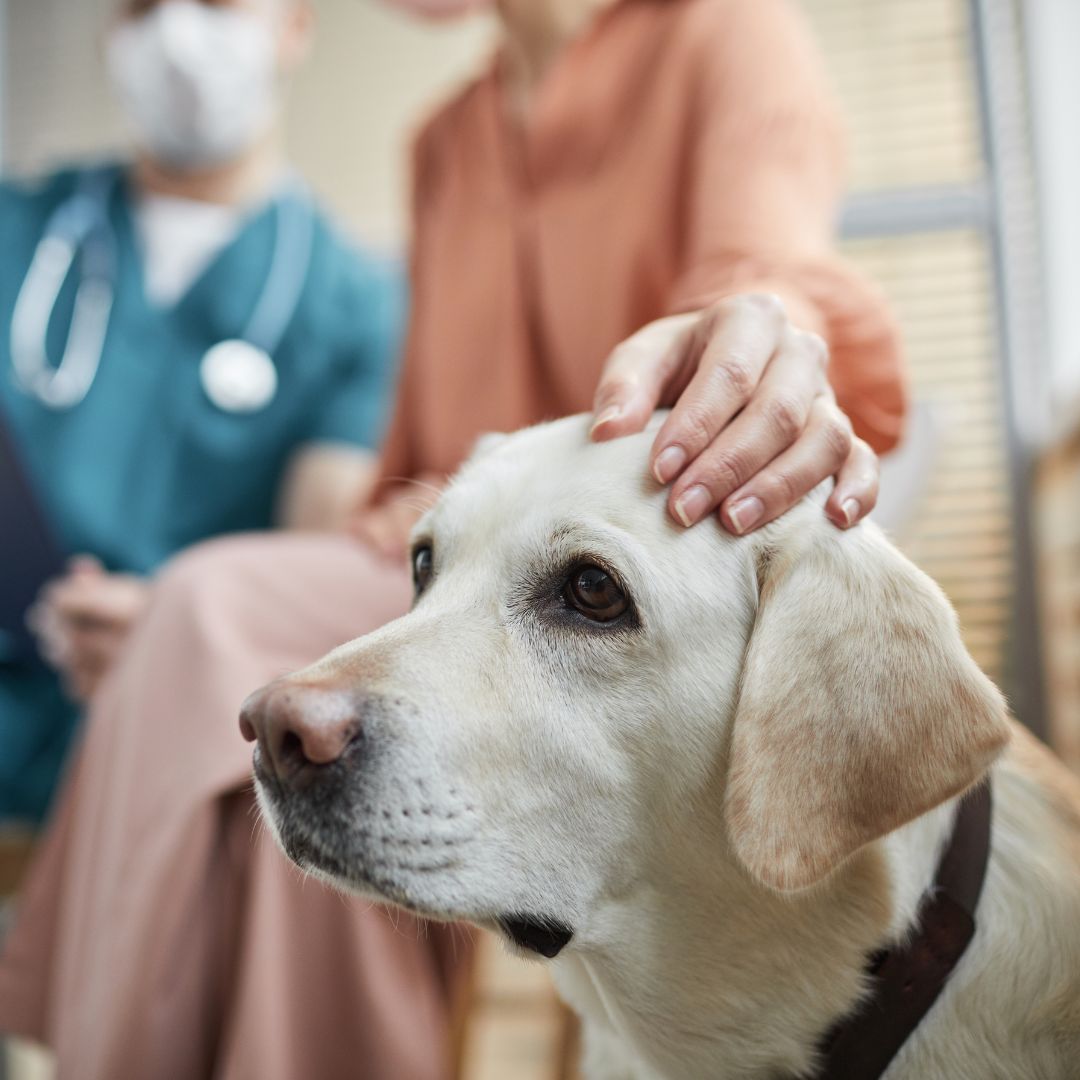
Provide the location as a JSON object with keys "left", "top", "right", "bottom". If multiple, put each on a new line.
{"left": 9, "top": 167, "right": 315, "bottom": 413}
{"left": 245, "top": 175, "right": 315, "bottom": 357}
{"left": 10, "top": 170, "right": 117, "bottom": 409}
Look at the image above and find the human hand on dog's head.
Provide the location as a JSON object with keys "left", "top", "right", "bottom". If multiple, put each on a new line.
{"left": 589, "top": 293, "right": 880, "bottom": 537}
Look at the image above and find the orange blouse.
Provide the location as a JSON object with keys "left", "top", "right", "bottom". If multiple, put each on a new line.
{"left": 375, "top": 0, "right": 906, "bottom": 494}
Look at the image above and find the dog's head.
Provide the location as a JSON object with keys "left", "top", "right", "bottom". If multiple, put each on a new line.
{"left": 244, "top": 415, "right": 1009, "bottom": 957}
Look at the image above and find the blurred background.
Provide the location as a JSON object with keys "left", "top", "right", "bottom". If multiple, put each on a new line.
{"left": 2, "top": 0, "right": 1079, "bottom": 1077}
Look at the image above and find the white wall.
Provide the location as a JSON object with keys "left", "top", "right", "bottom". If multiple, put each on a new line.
{"left": 2, "top": 0, "right": 493, "bottom": 249}
{"left": 1024, "top": 0, "right": 1080, "bottom": 422}
{"left": 286, "top": 2, "right": 494, "bottom": 248}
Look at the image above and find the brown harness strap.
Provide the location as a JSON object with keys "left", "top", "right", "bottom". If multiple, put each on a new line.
{"left": 815, "top": 781, "right": 993, "bottom": 1079}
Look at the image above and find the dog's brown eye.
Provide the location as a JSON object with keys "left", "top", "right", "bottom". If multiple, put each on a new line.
{"left": 412, "top": 545, "right": 434, "bottom": 595}
{"left": 565, "top": 565, "right": 628, "bottom": 622}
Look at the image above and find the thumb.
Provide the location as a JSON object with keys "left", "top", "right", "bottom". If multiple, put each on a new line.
{"left": 68, "top": 554, "right": 104, "bottom": 577}
{"left": 590, "top": 314, "right": 697, "bottom": 442}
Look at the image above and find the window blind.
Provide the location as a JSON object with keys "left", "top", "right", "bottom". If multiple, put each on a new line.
{"left": 806, "top": 0, "right": 984, "bottom": 190}
{"left": 803, "top": 0, "right": 1016, "bottom": 685}
{"left": 1036, "top": 438, "right": 1080, "bottom": 772}
{"left": 842, "top": 230, "right": 1010, "bottom": 679}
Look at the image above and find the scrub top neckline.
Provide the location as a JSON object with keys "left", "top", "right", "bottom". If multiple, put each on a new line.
{"left": 133, "top": 194, "right": 244, "bottom": 309}
{"left": 113, "top": 167, "right": 287, "bottom": 317}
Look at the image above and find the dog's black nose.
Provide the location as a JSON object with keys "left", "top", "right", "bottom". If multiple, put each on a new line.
{"left": 240, "top": 681, "right": 361, "bottom": 787}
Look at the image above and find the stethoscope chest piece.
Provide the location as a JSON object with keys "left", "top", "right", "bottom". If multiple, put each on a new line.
{"left": 200, "top": 339, "right": 277, "bottom": 413}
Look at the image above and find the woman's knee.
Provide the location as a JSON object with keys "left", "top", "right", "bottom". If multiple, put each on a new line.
{"left": 147, "top": 533, "right": 284, "bottom": 644}
{"left": 146, "top": 531, "right": 404, "bottom": 656}
{"left": 84, "top": 532, "right": 408, "bottom": 771}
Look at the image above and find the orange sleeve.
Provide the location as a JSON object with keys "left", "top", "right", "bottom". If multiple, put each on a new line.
{"left": 669, "top": 0, "right": 907, "bottom": 453}
{"left": 364, "top": 124, "right": 440, "bottom": 509}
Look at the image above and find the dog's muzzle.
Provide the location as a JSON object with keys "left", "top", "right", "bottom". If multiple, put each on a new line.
{"left": 241, "top": 679, "right": 576, "bottom": 959}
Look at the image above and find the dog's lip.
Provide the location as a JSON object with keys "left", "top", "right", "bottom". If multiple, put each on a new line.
{"left": 266, "top": 806, "right": 576, "bottom": 949}
{"left": 270, "top": 816, "right": 347, "bottom": 879}
{"left": 257, "top": 783, "right": 466, "bottom": 920}
{"left": 251, "top": 746, "right": 275, "bottom": 789}
{"left": 255, "top": 762, "right": 573, "bottom": 950}
{"left": 276, "top": 821, "right": 424, "bottom": 908}
{"left": 495, "top": 915, "right": 575, "bottom": 958}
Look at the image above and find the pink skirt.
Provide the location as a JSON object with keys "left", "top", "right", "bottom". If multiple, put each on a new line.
{"left": 0, "top": 532, "right": 469, "bottom": 1080}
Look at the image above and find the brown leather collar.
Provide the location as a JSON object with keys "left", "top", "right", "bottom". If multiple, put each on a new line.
{"left": 815, "top": 781, "right": 993, "bottom": 1079}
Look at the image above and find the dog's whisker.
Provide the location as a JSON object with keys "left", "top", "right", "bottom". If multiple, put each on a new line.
{"left": 407, "top": 480, "right": 443, "bottom": 498}
{"left": 380, "top": 475, "right": 443, "bottom": 500}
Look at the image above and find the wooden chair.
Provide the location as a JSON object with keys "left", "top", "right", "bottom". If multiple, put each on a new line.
{"left": 454, "top": 932, "right": 581, "bottom": 1080}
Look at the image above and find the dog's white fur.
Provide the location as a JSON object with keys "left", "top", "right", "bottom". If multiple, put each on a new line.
{"left": 256, "top": 415, "right": 1080, "bottom": 1079}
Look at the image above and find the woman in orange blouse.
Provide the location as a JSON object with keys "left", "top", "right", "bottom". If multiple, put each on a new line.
{"left": 359, "top": 0, "right": 903, "bottom": 555}
{"left": 0, "top": 2, "right": 904, "bottom": 1077}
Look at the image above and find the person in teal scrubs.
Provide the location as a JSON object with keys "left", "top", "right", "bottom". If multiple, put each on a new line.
{"left": 0, "top": 0, "right": 403, "bottom": 821}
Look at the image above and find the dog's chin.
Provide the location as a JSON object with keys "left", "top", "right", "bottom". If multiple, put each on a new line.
{"left": 279, "top": 824, "right": 418, "bottom": 908}
{"left": 255, "top": 780, "right": 426, "bottom": 913}
{"left": 254, "top": 774, "right": 576, "bottom": 959}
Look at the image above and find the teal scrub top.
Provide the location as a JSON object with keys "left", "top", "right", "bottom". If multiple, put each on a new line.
{"left": 0, "top": 164, "right": 405, "bottom": 821}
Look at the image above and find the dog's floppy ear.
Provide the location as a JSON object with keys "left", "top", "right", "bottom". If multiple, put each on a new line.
{"left": 725, "top": 512, "right": 1010, "bottom": 892}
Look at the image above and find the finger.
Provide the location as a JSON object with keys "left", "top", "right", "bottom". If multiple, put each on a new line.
{"left": 66, "top": 657, "right": 108, "bottom": 705}
{"left": 48, "top": 576, "right": 144, "bottom": 627}
{"left": 371, "top": 525, "right": 404, "bottom": 561}
{"left": 36, "top": 573, "right": 72, "bottom": 611}
{"left": 716, "top": 398, "right": 854, "bottom": 535}
{"left": 45, "top": 572, "right": 99, "bottom": 615}
{"left": 63, "top": 670, "right": 91, "bottom": 705}
{"left": 357, "top": 509, "right": 408, "bottom": 563}
{"left": 62, "top": 628, "right": 128, "bottom": 699}
{"left": 83, "top": 576, "right": 148, "bottom": 624}
{"left": 49, "top": 589, "right": 114, "bottom": 626}
{"left": 352, "top": 516, "right": 388, "bottom": 556}
{"left": 68, "top": 554, "right": 104, "bottom": 577}
{"left": 590, "top": 314, "right": 698, "bottom": 441}
{"left": 387, "top": 504, "right": 421, "bottom": 562}
{"left": 41, "top": 637, "right": 72, "bottom": 670}
{"left": 66, "top": 624, "right": 126, "bottom": 669}
{"left": 30, "top": 603, "right": 73, "bottom": 668}
{"left": 825, "top": 437, "right": 879, "bottom": 529}
{"left": 665, "top": 334, "right": 827, "bottom": 526}
{"left": 25, "top": 597, "right": 54, "bottom": 639}
{"left": 650, "top": 295, "right": 788, "bottom": 484}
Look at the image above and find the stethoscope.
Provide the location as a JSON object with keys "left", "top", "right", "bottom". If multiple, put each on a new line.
{"left": 9, "top": 166, "right": 315, "bottom": 413}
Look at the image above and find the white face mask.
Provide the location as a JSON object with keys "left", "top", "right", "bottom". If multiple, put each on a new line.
{"left": 107, "top": 1, "right": 278, "bottom": 171}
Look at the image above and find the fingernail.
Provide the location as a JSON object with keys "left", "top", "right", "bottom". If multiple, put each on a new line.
{"left": 674, "top": 484, "right": 710, "bottom": 528}
{"left": 653, "top": 445, "right": 687, "bottom": 484}
{"left": 727, "top": 496, "right": 764, "bottom": 535}
{"left": 841, "top": 497, "right": 861, "bottom": 526}
{"left": 590, "top": 405, "right": 622, "bottom": 436}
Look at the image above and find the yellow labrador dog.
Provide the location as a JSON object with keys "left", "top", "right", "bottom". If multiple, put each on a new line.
{"left": 243, "top": 415, "right": 1080, "bottom": 1080}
